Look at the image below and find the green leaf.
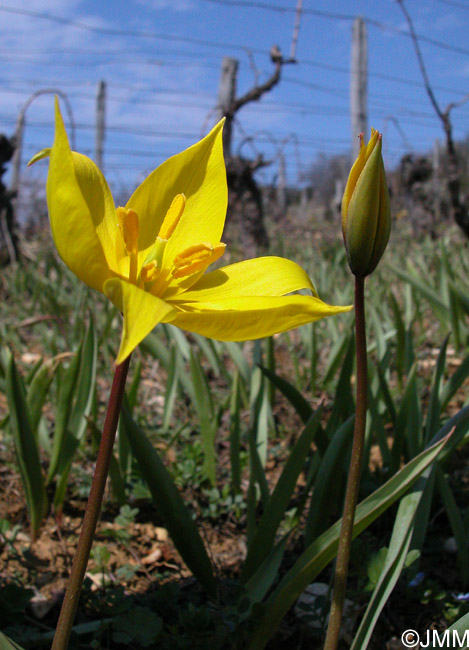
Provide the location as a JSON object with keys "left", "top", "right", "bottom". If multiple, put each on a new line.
{"left": 164, "top": 323, "right": 191, "bottom": 360}
{"left": 323, "top": 330, "right": 350, "bottom": 387}
{"left": 259, "top": 365, "right": 313, "bottom": 425}
{"left": 351, "top": 471, "right": 431, "bottom": 649}
{"left": 121, "top": 406, "right": 216, "bottom": 597}
{"left": 248, "top": 429, "right": 270, "bottom": 510}
{"left": 305, "top": 417, "right": 354, "bottom": 545}
{"left": 364, "top": 546, "right": 388, "bottom": 592}
{"left": 393, "top": 362, "right": 419, "bottom": 465}
{"left": 436, "top": 466, "right": 469, "bottom": 587}
{"left": 5, "top": 352, "right": 48, "bottom": 538}
{"left": 250, "top": 364, "right": 272, "bottom": 468}
{"left": 367, "top": 387, "right": 393, "bottom": 471}
{"left": 52, "top": 320, "right": 98, "bottom": 512}
{"left": 440, "top": 354, "right": 469, "bottom": 412}
{"left": 229, "top": 370, "right": 242, "bottom": 494}
{"left": 190, "top": 349, "right": 217, "bottom": 485}
{"left": 142, "top": 332, "right": 194, "bottom": 400}
{"left": 376, "top": 356, "right": 397, "bottom": 427}
{"left": 424, "top": 335, "right": 449, "bottom": 445}
{"left": 324, "top": 334, "right": 355, "bottom": 436}
{"left": 126, "top": 358, "right": 142, "bottom": 410}
{"left": 389, "top": 291, "right": 405, "bottom": 384}
{"left": 428, "top": 612, "right": 469, "bottom": 649}
{"left": 392, "top": 265, "right": 448, "bottom": 317}
{"left": 47, "top": 347, "right": 82, "bottom": 482}
{"left": 241, "top": 409, "right": 323, "bottom": 583}
{"left": 26, "top": 358, "right": 56, "bottom": 438}
{"left": 244, "top": 534, "right": 289, "bottom": 606}
{"left": 162, "top": 346, "right": 179, "bottom": 432}
{"left": 0, "top": 631, "right": 27, "bottom": 649}
{"left": 192, "top": 333, "right": 223, "bottom": 378}
{"left": 223, "top": 341, "right": 251, "bottom": 385}
{"left": 248, "top": 434, "right": 449, "bottom": 650}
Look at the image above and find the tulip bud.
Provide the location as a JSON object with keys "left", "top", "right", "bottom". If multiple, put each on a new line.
{"left": 341, "top": 129, "right": 391, "bottom": 277}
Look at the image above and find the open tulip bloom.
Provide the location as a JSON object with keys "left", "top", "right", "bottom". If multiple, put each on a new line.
{"left": 33, "top": 100, "right": 351, "bottom": 364}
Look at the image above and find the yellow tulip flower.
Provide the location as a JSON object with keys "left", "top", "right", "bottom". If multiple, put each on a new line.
{"left": 33, "top": 99, "right": 351, "bottom": 364}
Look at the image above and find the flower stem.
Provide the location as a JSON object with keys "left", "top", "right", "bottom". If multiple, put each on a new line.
{"left": 323, "top": 275, "right": 367, "bottom": 650}
{"left": 51, "top": 355, "right": 131, "bottom": 650}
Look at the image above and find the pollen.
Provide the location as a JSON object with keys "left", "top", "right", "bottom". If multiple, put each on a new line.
{"left": 117, "top": 207, "right": 139, "bottom": 253}
{"left": 172, "top": 242, "right": 226, "bottom": 278}
{"left": 158, "top": 193, "right": 186, "bottom": 240}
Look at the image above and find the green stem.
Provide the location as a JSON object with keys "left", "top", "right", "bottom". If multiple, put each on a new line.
{"left": 51, "top": 355, "right": 131, "bottom": 650}
{"left": 324, "top": 275, "right": 367, "bottom": 650}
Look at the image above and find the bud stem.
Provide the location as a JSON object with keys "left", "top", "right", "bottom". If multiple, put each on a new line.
{"left": 324, "top": 275, "right": 367, "bottom": 650}
{"left": 51, "top": 355, "right": 131, "bottom": 650}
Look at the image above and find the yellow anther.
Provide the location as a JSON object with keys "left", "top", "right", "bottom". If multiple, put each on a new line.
{"left": 172, "top": 242, "right": 226, "bottom": 279}
{"left": 158, "top": 193, "right": 186, "bottom": 240}
{"left": 140, "top": 260, "right": 158, "bottom": 284}
{"left": 117, "top": 207, "right": 140, "bottom": 284}
{"left": 117, "top": 207, "right": 140, "bottom": 253}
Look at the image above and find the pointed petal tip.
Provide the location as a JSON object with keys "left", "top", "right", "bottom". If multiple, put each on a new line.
{"left": 28, "top": 148, "right": 51, "bottom": 166}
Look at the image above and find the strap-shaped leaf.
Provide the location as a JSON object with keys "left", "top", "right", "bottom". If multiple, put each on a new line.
{"left": 5, "top": 352, "right": 48, "bottom": 539}
{"left": 0, "top": 630, "right": 27, "bottom": 649}
{"left": 190, "top": 349, "right": 217, "bottom": 485}
{"left": 241, "top": 408, "right": 323, "bottom": 583}
{"left": 120, "top": 406, "right": 217, "bottom": 597}
{"left": 248, "top": 433, "right": 450, "bottom": 650}
{"left": 350, "top": 471, "right": 431, "bottom": 649}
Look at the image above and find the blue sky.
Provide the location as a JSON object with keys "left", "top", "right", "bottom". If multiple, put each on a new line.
{"left": 2, "top": 0, "right": 469, "bottom": 205}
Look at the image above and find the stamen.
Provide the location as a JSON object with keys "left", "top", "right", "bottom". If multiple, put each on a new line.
{"left": 117, "top": 207, "right": 139, "bottom": 252}
{"left": 172, "top": 242, "right": 226, "bottom": 279}
{"left": 158, "top": 194, "right": 186, "bottom": 240}
{"left": 117, "top": 207, "right": 140, "bottom": 284}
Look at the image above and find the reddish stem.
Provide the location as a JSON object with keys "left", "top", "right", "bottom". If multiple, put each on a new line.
{"left": 51, "top": 355, "right": 131, "bottom": 650}
{"left": 324, "top": 276, "right": 367, "bottom": 650}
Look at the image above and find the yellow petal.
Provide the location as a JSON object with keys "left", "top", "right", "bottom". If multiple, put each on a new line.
{"left": 104, "top": 278, "right": 177, "bottom": 364}
{"left": 169, "top": 295, "right": 352, "bottom": 341}
{"left": 47, "top": 99, "right": 121, "bottom": 291}
{"left": 174, "top": 257, "right": 318, "bottom": 301}
{"left": 126, "top": 120, "right": 227, "bottom": 265}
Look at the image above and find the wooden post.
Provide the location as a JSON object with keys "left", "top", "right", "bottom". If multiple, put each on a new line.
{"left": 277, "top": 150, "right": 287, "bottom": 216}
{"left": 95, "top": 80, "right": 106, "bottom": 170}
{"left": 216, "top": 57, "right": 238, "bottom": 156}
{"left": 350, "top": 17, "right": 368, "bottom": 159}
{"left": 289, "top": 0, "right": 303, "bottom": 61}
{"left": 10, "top": 111, "right": 24, "bottom": 234}
{"left": 433, "top": 138, "right": 441, "bottom": 224}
